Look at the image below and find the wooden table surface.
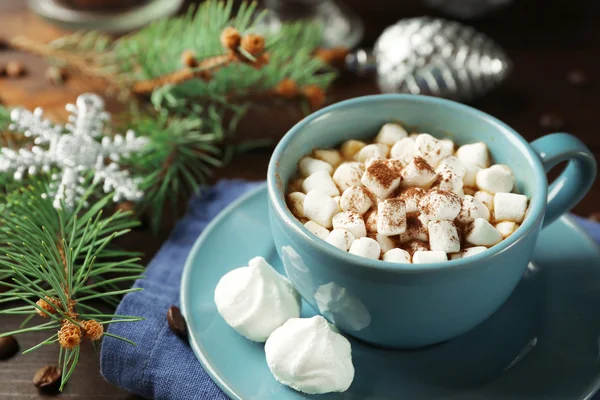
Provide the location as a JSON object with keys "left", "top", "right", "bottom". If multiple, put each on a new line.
{"left": 1, "top": 0, "right": 599, "bottom": 398}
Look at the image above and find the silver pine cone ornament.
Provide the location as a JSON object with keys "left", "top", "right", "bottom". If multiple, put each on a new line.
{"left": 347, "top": 17, "right": 511, "bottom": 102}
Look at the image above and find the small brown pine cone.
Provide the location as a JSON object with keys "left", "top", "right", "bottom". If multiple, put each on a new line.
{"left": 81, "top": 320, "right": 104, "bottom": 341}
{"left": 302, "top": 85, "right": 326, "bottom": 110}
{"left": 181, "top": 50, "right": 198, "bottom": 68}
{"left": 250, "top": 52, "right": 270, "bottom": 69}
{"left": 58, "top": 322, "right": 82, "bottom": 349}
{"left": 240, "top": 33, "right": 265, "bottom": 57}
{"left": 36, "top": 297, "right": 59, "bottom": 317}
{"left": 314, "top": 47, "right": 350, "bottom": 67}
{"left": 275, "top": 78, "right": 299, "bottom": 99}
{"left": 220, "top": 27, "right": 241, "bottom": 51}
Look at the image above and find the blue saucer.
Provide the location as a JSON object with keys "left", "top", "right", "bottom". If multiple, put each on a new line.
{"left": 180, "top": 184, "right": 600, "bottom": 400}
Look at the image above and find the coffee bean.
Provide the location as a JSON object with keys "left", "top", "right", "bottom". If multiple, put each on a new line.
{"left": 589, "top": 211, "right": 600, "bottom": 222}
{"left": 539, "top": 113, "right": 565, "bottom": 132}
{"left": 167, "top": 305, "right": 188, "bottom": 339}
{"left": 33, "top": 365, "right": 62, "bottom": 394}
{"left": 0, "top": 335, "right": 19, "bottom": 360}
{"left": 567, "top": 69, "right": 589, "bottom": 86}
{"left": 5, "top": 61, "right": 26, "bottom": 78}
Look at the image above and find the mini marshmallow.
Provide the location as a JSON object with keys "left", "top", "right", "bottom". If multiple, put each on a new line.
{"left": 312, "top": 149, "right": 342, "bottom": 168}
{"left": 413, "top": 251, "right": 448, "bottom": 264}
{"left": 434, "top": 168, "right": 464, "bottom": 195}
{"left": 456, "top": 142, "right": 490, "bottom": 168}
{"left": 436, "top": 156, "right": 466, "bottom": 179}
{"left": 356, "top": 143, "right": 389, "bottom": 163}
{"left": 476, "top": 164, "right": 514, "bottom": 194}
{"left": 298, "top": 157, "right": 333, "bottom": 177}
{"left": 415, "top": 134, "right": 445, "bottom": 167}
{"left": 332, "top": 212, "right": 367, "bottom": 238}
{"left": 361, "top": 159, "right": 402, "bottom": 199}
{"left": 287, "top": 192, "right": 306, "bottom": 218}
{"left": 440, "top": 139, "right": 455, "bottom": 157}
{"left": 390, "top": 137, "right": 416, "bottom": 164}
{"left": 450, "top": 246, "right": 487, "bottom": 260}
{"left": 463, "top": 163, "right": 482, "bottom": 188}
{"left": 333, "top": 162, "right": 364, "bottom": 191}
{"left": 340, "top": 139, "right": 366, "bottom": 160}
{"left": 373, "top": 233, "right": 395, "bottom": 252}
{"left": 474, "top": 190, "right": 494, "bottom": 212}
{"left": 401, "top": 156, "right": 437, "bottom": 188}
{"left": 409, "top": 132, "right": 421, "bottom": 139}
{"left": 325, "top": 229, "right": 356, "bottom": 251}
{"left": 397, "top": 187, "right": 426, "bottom": 213}
{"left": 494, "top": 192, "right": 528, "bottom": 223}
{"left": 349, "top": 237, "right": 381, "bottom": 260}
{"left": 375, "top": 123, "right": 408, "bottom": 145}
{"left": 288, "top": 178, "right": 304, "bottom": 193}
{"left": 304, "top": 220, "right": 330, "bottom": 240}
{"left": 303, "top": 190, "right": 341, "bottom": 228}
{"left": 495, "top": 221, "right": 519, "bottom": 238}
{"left": 340, "top": 186, "right": 373, "bottom": 215}
{"left": 399, "top": 213, "right": 429, "bottom": 243}
{"left": 364, "top": 210, "right": 378, "bottom": 233}
{"left": 401, "top": 239, "right": 430, "bottom": 254}
{"left": 465, "top": 218, "right": 503, "bottom": 246}
{"left": 418, "top": 189, "right": 461, "bottom": 221}
{"left": 456, "top": 195, "right": 490, "bottom": 224}
{"left": 377, "top": 198, "right": 407, "bottom": 236}
{"left": 302, "top": 170, "right": 340, "bottom": 196}
{"left": 428, "top": 220, "right": 460, "bottom": 253}
{"left": 333, "top": 196, "right": 341, "bottom": 205}
{"left": 383, "top": 248, "right": 411, "bottom": 263}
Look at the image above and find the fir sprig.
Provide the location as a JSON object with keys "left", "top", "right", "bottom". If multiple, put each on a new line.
{"left": 0, "top": 181, "right": 144, "bottom": 391}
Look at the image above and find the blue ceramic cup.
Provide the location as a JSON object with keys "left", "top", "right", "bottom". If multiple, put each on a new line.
{"left": 267, "top": 94, "right": 597, "bottom": 348}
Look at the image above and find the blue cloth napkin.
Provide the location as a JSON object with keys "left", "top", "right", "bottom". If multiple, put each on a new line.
{"left": 101, "top": 179, "right": 600, "bottom": 399}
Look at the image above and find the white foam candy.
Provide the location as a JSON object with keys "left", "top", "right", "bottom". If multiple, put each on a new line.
{"left": 302, "top": 170, "right": 340, "bottom": 197}
{"left": 304, "top": 220, "right": 330, "bottom": 240}
{"left": 456, "top": 142, "right": 490, "bottom": 168}
{"left": 375, "top": 123, "right": 408, "bottom": 145}
{"left": 383, "top": 248, "right": 411, "bottom": 263}
{"left": 313, "top": 149, "right": 343, "bottom": 168}
{"left": 304, "top": 190, "right": 341, "bottom": 228}
{"left": 332, "top": 212, "right": 367, "bottom": 238}
{"left": 349, "top": 237, "right": 381, "bottom": 259}
{"left": 364, "top": 210, "right": 378, "bottom": 233}
{"left": 399, "top": 213, "right": 429, "bottom": 243}
{"left": 326, "top": 229, "right": 356, "bottom": 251}
{"left": 496, "top": 221, "right": 519, "bottom": 238}
{"left": 415, "top": 134, "right": 445, "bottom": 167}
{"left": 333, "top": 162, "right": 364, "bottom": 191}
{"left": 413, "top": 251, "right": 447, "bottom": 264}
{"left": 397, "top": 187, "right": 426, "bottom": 213}
{"left": 436, "top": 156, "right": 466, "bottom": 179}
{"left": 476, "top": 165, "right": 514, "bottom": 194}
{"left": 214, "top": 256, "right": 301, "bottom": 342}
{"left": 299, "top": 156, "right": 333, "bottom": 177}
{"left": 418, "top": 188, "right": 461, "bottom": 221}
{"left": 361, "top": 159, "right": 402, "bottom": 199}
{"left": 463, "top": 163, "right": 482, "bottom": 188}
{"left": 265, "top": 316, "right": 354, "bottom": 394}
{"left": 439, "top": 139, "right": 455, "bottom": 158}
{"left": 435, "top": 167, "right": 464, "bottom": 195}
{"left": 356, "top": 143, "right": 389, "bottom": 163}
{"left": 474, "top": 190, "right": 495, "bottom": 212}
{"left": 456, "top": 195, "right": 490, "bottom": 224}
{"left": 287, "top": 192, "right": 306, "bottom": 219}
{"left": 340, "top": 186, "right": 373, "bottom": 215}
{"left": 373, "top": 233, "right": 395, "bottom": 252}
{"left": 428, "top": 220, "right": 460, "bottom": 253}
{"left": 377, "top": 198, "right": 407, "bottom": 236}
{"left": 450, "top": 246, "right": 487, "bottom": 260}
{"left": 494, "top": 192, "right": 528, "bottom": 223}
{"left": 340, "top": 140, "right": 366, "bottom": 160}
{"left": 466, "top": 218, "right": 503, "bottom": 246}
{"left": 390, "top": 137, "right": 416, "bottom": 164}
{"left": 401, "top": 156, "right": 437, "bottom": 188}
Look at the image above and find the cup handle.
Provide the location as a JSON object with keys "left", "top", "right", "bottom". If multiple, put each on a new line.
{"left": 530, "top": 133, "right": 597, "bottom": 228}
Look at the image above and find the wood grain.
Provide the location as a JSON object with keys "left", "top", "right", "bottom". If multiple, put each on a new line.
{"left": 0, "top": 0, "right": 599, "bottom": 398}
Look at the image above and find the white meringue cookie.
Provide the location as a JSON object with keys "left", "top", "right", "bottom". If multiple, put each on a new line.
{"left": 214, "top": 257, "right": 301, "bottom": 342}
{"left": 265, "top": 316, "right": 355, "bottom": 394}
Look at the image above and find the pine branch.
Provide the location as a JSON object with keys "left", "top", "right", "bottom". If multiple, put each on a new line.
{"left": 0, "top": 181, "right": 143, "bottom": 391}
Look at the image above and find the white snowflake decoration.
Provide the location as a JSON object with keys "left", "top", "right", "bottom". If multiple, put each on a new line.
{"left": 0, "top": 93, "right": 149, "bottom": 209}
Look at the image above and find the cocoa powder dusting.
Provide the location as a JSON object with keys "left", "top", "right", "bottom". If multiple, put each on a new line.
{"left": 366, "top": 160, "right": 400, "bottom": 187}
{"left": 401, "top": 240, "right": 430, "bottom": 255}
{"left": 412, "top": 156, "right": 434, "bottom": 173}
